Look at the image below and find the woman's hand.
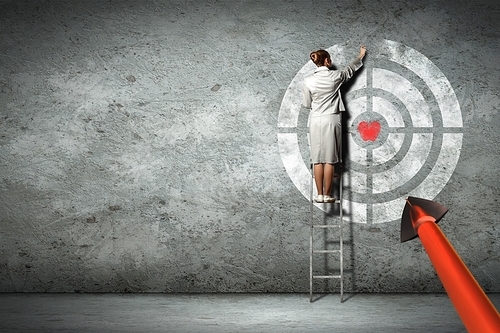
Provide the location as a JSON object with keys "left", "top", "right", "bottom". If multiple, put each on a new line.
{"left": 358, "top": 45, "right": 367, "bottom": 59}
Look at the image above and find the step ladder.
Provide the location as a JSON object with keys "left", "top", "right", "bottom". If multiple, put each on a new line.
{"left": 309, "top": 158, "right": 344, "bottom": 303}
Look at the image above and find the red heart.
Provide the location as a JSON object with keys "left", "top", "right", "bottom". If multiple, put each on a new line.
{"left": 358, "top": 121, "right": 381, "bottom": 142}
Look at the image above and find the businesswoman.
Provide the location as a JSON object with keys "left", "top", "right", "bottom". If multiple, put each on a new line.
{"left": 303, "top": 45, "right": 367, "bottom": 203}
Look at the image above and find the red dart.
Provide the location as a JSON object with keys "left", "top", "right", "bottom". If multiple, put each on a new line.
{"left": 401, "top": 197, "right": 500, "bottom": 333}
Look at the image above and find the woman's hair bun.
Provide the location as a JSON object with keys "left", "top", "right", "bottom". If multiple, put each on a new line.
{"left": 310, "top": 50, "right": 330, "bottom": 66}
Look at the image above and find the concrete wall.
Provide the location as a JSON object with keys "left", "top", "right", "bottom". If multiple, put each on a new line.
{"left": 1, "top": 0, "right": 498, "bottom": 293}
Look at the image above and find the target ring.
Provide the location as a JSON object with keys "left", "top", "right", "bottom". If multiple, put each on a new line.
{"left": 278, "top": 40, "right": 463, "bottom": 224}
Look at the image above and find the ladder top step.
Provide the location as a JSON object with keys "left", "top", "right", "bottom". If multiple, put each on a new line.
{"left": 312, "top": 224, "right": 341, "bottom": 228}
{"left": 313, "top": 275, "right": 342, "bottom": 279}
{"left": 312, "top": 249, "right": 341, "bottom": 254}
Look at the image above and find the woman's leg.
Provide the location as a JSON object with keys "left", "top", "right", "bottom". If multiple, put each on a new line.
{"left": 314, "top": 163, "right": 324, "bottom": 195}
{"left": 324, "top": 163, "right": 334, "bottom": 196}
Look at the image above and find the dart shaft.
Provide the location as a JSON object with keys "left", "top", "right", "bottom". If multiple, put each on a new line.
{"left": 417, "top": 221, "right": 500, "bottom": 333}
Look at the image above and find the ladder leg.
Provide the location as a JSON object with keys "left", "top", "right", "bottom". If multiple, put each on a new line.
{"left": 339, "top": 113, "right": 344, "bottom": 303}
{"left": 340, "top": 173, "right": 344, "bottom": 303}
{"left": 309, "top": 161, "right": 313, "bottom": 302}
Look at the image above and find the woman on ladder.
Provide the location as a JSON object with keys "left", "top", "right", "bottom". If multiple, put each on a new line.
{"left": 303, "top": 45, "right": 367, "bottom": 203}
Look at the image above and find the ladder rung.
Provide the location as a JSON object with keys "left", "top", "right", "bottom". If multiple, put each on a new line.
{"left": 313, "top": 275, "right": 341, "bottom": 279}
{"left": 312, "top": 224, "right": 341, "bottom": 228}
{"left": 312, "top": 249, "right": 341, "bottom": 254}
{"left": 314, "top": 200, "right": 339, "bottom": 204}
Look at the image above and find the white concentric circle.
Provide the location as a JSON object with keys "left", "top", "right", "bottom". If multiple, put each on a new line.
{"left": 278, "top": 40, "right": 463, "bottom": 224}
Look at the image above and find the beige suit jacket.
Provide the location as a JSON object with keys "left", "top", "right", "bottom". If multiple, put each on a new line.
{"left": 302, "top": 58, "right": 363, "bottom": 116}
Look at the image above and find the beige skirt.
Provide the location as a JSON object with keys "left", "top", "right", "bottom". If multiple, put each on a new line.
{"left": 309, "top": 113, "right": 341, "bottom": 164}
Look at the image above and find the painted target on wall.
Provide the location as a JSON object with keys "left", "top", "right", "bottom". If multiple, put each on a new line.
{"left": 277, "top": 40, "right": 463, "bottom": 224}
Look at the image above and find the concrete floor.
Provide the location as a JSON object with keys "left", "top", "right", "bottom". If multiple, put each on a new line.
{"left": 1, "top": 293, "right": 499, "bottom": 332}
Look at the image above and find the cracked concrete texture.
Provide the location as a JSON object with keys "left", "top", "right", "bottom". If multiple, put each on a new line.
{"left": 0, "top": 0, "right": 498, "bottom": 292}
